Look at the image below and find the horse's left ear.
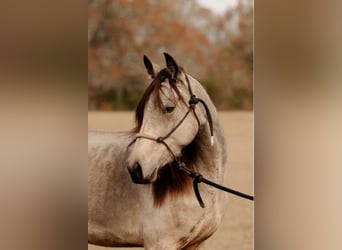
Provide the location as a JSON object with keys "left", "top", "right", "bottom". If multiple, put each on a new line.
{"left": 163, "top": 52, "right": 179, "bottom": 80}
{"left": 143, "top": 55, "right": 156, "bottom": 79}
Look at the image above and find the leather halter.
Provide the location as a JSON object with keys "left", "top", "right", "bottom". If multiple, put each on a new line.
{"left": 128, "top": 70, "right": 254, "bottom": 208}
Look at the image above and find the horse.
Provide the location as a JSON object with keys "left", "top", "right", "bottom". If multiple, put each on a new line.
{"left": 88, "top": 53, "right": 228, "bottom": 249}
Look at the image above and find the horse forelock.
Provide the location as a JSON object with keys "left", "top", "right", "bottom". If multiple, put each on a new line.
{"left": 134, "top": 68, "right": 186, "bottom": 132}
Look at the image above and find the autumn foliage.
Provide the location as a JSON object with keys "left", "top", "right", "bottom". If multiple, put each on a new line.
{"left": 88, "top": 0, "right": 253, "bottom": 110}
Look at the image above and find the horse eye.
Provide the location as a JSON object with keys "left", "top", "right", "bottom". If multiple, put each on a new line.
{"left": 164, "top": 106, "right": 175, "bottom": 113}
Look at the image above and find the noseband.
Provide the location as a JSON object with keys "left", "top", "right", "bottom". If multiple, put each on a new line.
{"left": 128, "top": 70, "right": 254, "bottom": 208}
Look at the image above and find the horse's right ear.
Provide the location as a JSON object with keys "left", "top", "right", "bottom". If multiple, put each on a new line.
{"left": 163, "top": 52, "right": 179, "bottom": 80}
{"left": 143, "top": 55, "right": 155, "bottom": 79}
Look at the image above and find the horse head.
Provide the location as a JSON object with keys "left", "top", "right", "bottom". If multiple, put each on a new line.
{"left": 127, "top": 53, "right": 211, "bottom": 184}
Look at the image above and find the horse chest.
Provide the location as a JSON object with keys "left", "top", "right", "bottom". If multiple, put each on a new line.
{"left": 141, "top": 194, "right": 221, "bottom": 248}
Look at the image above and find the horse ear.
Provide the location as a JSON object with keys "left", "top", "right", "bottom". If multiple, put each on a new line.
{"left": 163, "top": 52, "right": 179, "bottom": 80}
{"left": 143, "top": 55, "right": 155, "bottom": 79}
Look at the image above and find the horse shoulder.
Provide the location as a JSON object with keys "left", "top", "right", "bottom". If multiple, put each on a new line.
{"left": 88, "top": 130, "right": 143, "bottom": 246}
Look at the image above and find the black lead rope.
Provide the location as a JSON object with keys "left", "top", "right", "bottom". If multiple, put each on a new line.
{"left": 193, "top": 174, "right": 205, "bottom": 208}
{"left": 178, "top": 162, "right": 254, "bottom": 208}
{"left": 179, "top": 156, "right": 255, "bottom": 208}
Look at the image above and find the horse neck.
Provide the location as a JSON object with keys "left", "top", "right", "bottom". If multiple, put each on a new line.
{"left": 192, "top": 119, "right": 225, "bottom": 180}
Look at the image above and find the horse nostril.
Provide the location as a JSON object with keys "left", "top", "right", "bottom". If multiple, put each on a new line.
{"left": 128, "top": 162, "right": 143, "bottom": 183}
{"left": 133, "top": 162, "right": 143, "bottom": 180}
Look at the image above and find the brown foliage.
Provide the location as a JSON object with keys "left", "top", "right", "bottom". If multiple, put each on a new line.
{"left": 88, "top": 0, "right": 253, "bottom": 110}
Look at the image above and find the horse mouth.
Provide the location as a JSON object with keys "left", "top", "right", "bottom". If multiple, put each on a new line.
{"left": 129, "top": 168, "right": 158, "bottom": 184}
{"left": 131, "top": 179, "right": 151, "bottom": 184}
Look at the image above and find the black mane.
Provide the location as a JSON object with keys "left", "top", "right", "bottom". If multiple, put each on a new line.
{"left": 134, "top": 68, "right": 184, "bottom": 132}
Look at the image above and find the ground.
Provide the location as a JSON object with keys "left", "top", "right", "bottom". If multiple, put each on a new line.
{"left": 88, "top": 111, "right": 253, "bottom": 250}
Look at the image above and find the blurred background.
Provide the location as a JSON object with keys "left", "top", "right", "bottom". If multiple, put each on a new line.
{"left": 88, "top": 2, "right": 254, "bottom": 249}
{"left": 88, "top": 0, "right": 253, "bottom": 110}
{"left": 1, "top": 0, "right": 342, "bottom": 250}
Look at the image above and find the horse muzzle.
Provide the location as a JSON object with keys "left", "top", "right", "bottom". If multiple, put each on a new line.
{"left": 127, "top": 162, "right": 157, "bottom": 184}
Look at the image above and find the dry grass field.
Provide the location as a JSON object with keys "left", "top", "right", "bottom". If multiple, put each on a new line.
{"left": 88, "top": 111, "right": 253, "bottom": 250}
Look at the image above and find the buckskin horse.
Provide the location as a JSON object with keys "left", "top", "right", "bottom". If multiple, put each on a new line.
{"left": 88, "top": 53, "right": 228, "bottom": 249}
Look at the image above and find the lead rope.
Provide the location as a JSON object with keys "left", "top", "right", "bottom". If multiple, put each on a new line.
{"left": 178, "top": 162, "right": 254, "bottom": 208}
